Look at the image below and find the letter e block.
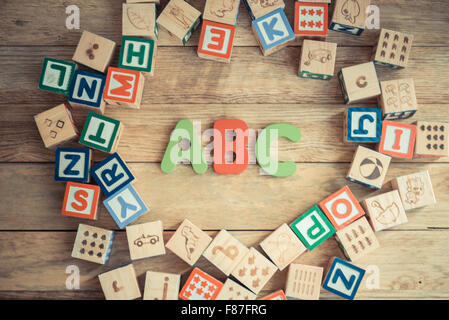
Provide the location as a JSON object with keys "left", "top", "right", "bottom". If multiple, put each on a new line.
{"left": 285, "top": 263, "right": 323, "bottom": 300}
{"left": 143, "top": 271, "right": 181, "bottom": 300}
{"left": 378, "top": 120, "right": 416, "bottom": 159}
{"left": 179, "top": 267, "right": 223, "bottom": 300}
{"left": 62, "top": 182, "right": 100, "bottom": 220}
{"left": 98, "top": 264, "right": 141, "bottom": 300}
{"left": 338, "top": 62, "right": 381, "bottom": 104}
{"left": 55, "top": 147, "right": 92, "bottom": 183}
{"left": 71, "top": 223, "right": 114, "bottom": 264}
{"left": 391, "top": 170, "right": 436, "bottom": 210}
{"left": 79, "top": 112, "right": 123, "bottom": 153}
{"left": 344, "top": 107, "right": 382, "bottom": 143}
{"left": 103, "top": 67, "right": 145, "bottom": 109}
{"left": 119, "top": 36, "right": 157, "bottom": 76}
{"left": 39, "top": 57, "right": 76, "bottom": 95}
{"left": 197, "top": 20, "right": 236, "bottom": 63}
{"left": 68, "top": 70, "right": 106, "bottom": 114}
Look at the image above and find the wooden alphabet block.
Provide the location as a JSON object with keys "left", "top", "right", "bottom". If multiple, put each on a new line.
{"left": 122, "top": 3, "right": 158, "bottom": 40}
{"left": 68, "top": 70, "right": 106, "bottom": 114}
{"left": 156, "top": 0, "right": 202, "bottom": 45}
{"left": 203, "top": 229, "right": 249, "bottom": 276}
{"left": 79, "top": 112, "right": 123, "bottom": 153}
{"left": 39, "top": 57, "right": 76, "bottom": 95}
{"left": 294, "top": 2, "right": 328, "bottom": 38}
{"left": 55, "top": 148, "right": 91, "bottom": 183}
{"left": 179, "top": 267, "right": 223, "bottom": 300}
{"left": 243, "top": 0, "right": 285, "bottom": 20}
{"left": 34, "top": 103, "right": 79, "bottom": 149}
{"left": 378, "top": 78, "right": 418, "bottom": 120}
{"left": 322, "top": 257, "right": 365, "bottom": 300}
{"left": 126, "top": 221, "right": 165, "bottom": 260}
{"left": 344, "top": 107, "right": 382, "bottom": 143}
{"left": 373, "top": 28, "right": 414, "bottom": 69}
{"left": 391, "top": 170, "right": 436, "bottom": 210}
{"left": 338, "top": 62, "right": 381, "bottom": 104}
{"left": 259, "top": 223, "right": 306, "bottom": 271}
{"left": 166, "top": 219, "right": 212, "bottom": 265}
{"left": 290, "top": 205, "right": 336, "bottom": 251}
{"left": 203, "top": 0, "right": 241, "bottom": 26}
{"left": 414, "top": 121, "right": 449, "bottom": 157}
{"left": 346, "top": 146, "right": 391, "bottom": 190}
{"left": 285, "top": 263, "right": 323, "bottom": 300}
{"left": 103, "top": 184, "right": 149, "bottom": 229}
{"left": 216, "top": 278, "right": 257, "bottom": 300}
{"left": 103, "top": 67, "right": 145, "bottom": 109}
{"left": 71, "top": 223, "right": 114, "bottom": 264}
{"left": 335, "top": 216, "right": 380, "bottom": 261}
{"left": 361, "top": 190, "right": 408, "bottom": 232}
{"left": 197, "top": 20, "right": 236, "bottom": 63}
{"left": 230, "top": 247, "right": 278, "bottom": 294}
{"left": 98, "top": 264, "right": 141, "bottom": 300}
{"left": 259, "top": 290, "right": 287, "bottom": 300}
{"left": 252, "top": 8, "right": 295, "bottom": 56}
{"left": 329, "top": 0, "right": 370, "bottom": 36}
{"left": 62, "top": 182, "right": 100, "bottom": 220}
{"left": 143, "top": 271, "right": 181, "bottom": 300}
{"left": 127, "top": 0, "right": 159, "bottom": 3}
{"left": 378, "top": 120, "right": 416, "bottom": 159}
{"left": 298, "top": 40, "right": 337, "bottom": 80}
{"left": 119, "top": 36, "right": 157, "bottom": 76}
{"left": 72, "top": 30, "right": 116, "bottom": 73}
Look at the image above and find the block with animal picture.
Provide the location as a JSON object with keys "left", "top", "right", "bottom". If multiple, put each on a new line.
{"left": 38, "top": 57, "right": 76, "bottom": 95}
{"left": 166, "top": 219, "right": 212, "bottom": 265}
{"left": 98, "top": 264, "right": 141, "bottom": 300}
{"left": 127, "top": 0, "right": 160, "bottom": 3}
{"left": 34, "top": 103, "right": 79, "bottom": 149}
{"left": 79, "top": 112, "right": 123, "bottom": 153}
{"left": 62, "top": 182, "right": 100, "bottom": 220}
{"left": 143, "top": 271, "right": 181, "bottom": 300}
{"left": 68, "top": 70, "right": 106, "bottom": 114}
{"left": 378, "top": 78, "right": 418, "bottom": 120}
{"left": 203, "top": 0, "right": 241, "bottom": 26}
{"left": 329, "top": 0, "right": 370, "bottom": 36}
{"left": 119, "top": 36, "right": 157, "bottom": 76}
{"left": 243, "top": 0, "right": 285, "bottom": 20}
{"left": 378, "top": 120, "right": 416, "bottom": 159}
{"left": 259, "top": 290, "right": 287, "bottom": 300}
{"left": 156, "top": 0, "right": 202, "bottom": 45}
{"left": 203, "top": 229, "right": 249, "bottom": 275}
{"left": 344, "top": 107, "right": 382, "bottom": 143}
{"left": 346, "top": 145, "right": 391, "bottom": 190}
{"left": 298, "top": 40, "right": 337, "bottom": 80}
{"left": 259, "top": 223, "right": 306, "bottom": 271}
{"left": 285, "top": 263, "right": 323, "bottom": 300}
{"left": 338, "top": 62, "right": 381, "bottom": 104}
{"left": 294, "top": 2, "right": 328, "bottom": 38}
{"left": 103, "top": 67, "right": 145, "bottom": 109}
{"left": 391, "top": 170, "right": 436, "bottom": 211}
{"left": 373, "top": 28, "right": 414, "bottom": 69}
{"left": 179, "top": 267, "right": 223, "bottom": 300}
{"left": 126, "top": 220, "right": 165, "bottom": 260}
{"left": 197, "top": 20, "right": 236, "bottom": 63}
{"left": 71, "top": 224, "right": 114, "bottom": 264}
{"left": 414, "top": 121, "right": 449, "bottom": 157}
{"left": 322, "top": 257, "right": 365, "bottom": 300}
{"left": 216, "top": 278, "right": 257, "bottom": 300}
{"left": 122, "top": 3, "right": 158, "bottom": 40}
{"left": 361, "top": 190, "right": 408, "bottom": 232}
{"left": 55, "top": 148, "right": 91, "bottom": 183}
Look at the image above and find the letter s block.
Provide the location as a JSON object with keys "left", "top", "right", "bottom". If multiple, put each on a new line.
{"left": 62, "top": 182, "right": 100, "bottom": 220}
{"left": 197, "top": 21, "right": 236, "bottom": 63}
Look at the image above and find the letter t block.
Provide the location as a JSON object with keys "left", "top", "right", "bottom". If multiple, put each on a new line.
{"left": 197, "top": 20, "right": 236, "bottom": 63}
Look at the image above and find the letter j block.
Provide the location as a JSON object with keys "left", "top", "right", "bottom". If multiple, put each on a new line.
{"left": 119, "top": 36, "right": 157, "bottom": 76}
{"left": 103, "top": 67, "right": 145, "bottom": 109}
{"left": 62, "top": 181, "right": 100, "bottom": 220}
{"left": 344, "top": 107, "right": 382, "bottom": 143}
{"left": 378, "top": 120, "right": 416, "bottom": 159}
{"left": 39, "top": 57, "right": 76, "bottom": 95}
{"left": 79, "top": 112, "right": 124, "bottom": 153}
{"left": 322, "top": 257, "right": 365, "bottom": 300}
{"left": 197, "top": 21, "right": 236, "bottom": 63}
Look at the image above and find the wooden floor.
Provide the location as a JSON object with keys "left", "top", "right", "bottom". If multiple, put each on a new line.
{"left": 1, "top": 0, "right": 449, "bottom": 300}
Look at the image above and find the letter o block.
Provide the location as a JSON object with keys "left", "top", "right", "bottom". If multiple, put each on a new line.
{"left": 198, "top": 20, "right": 236, "bottom": 63}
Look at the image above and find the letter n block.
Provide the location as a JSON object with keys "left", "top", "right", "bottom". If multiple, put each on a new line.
{"left": 179, "top": 267, "right": 223, "bottom": 300}
{"left": 72, "top": 223, "right": 114, "bottom": 265}
{"left": 79, "top": 112, "right": 123, "bottom": 153}
{"left": 338, "top": 62, "right": 381, "bottom": 104}
{"left": 39, "top": 57, "right": 76, "bottom": 95}
{"left": 119, "top": 36, "right": 157, "bottom": 76}
{"left": 322, "top": 257, "right": 365, "bottom": 300}
{"left": 103, "top": 67, "right": 145, "bottom": 109}
{"left": 62, "top": 182, "right": 100, "bottom": 220}
{"left": 378, "top": 120, "right": 416, "bottom": 159}
{"left": 68, "top": 70, "right": 106, "bottom": 114}
{"left": 329, "top": 0, "right": 370, "bottom": 36}
{"left": 55, "top": 147, "right": 92, "bottom": 183}
{"left": 294, "top": 2, "right": 328, "bottom": 37}
{"left": 344, "top": 107, "right": 382, "bottom": 143}
{"left": 197, "top": 20, "right": 236, "bottom": 63}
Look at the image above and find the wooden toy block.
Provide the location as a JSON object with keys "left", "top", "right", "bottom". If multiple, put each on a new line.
{"left": 344, "top": 107, "right": 381, "bottom": 143}
{"left": 203, "top": 0, "right": 241, "bottom": 26}
{"left": 39, "top": 57, "right": 76, "bottom": 95}
{"left": 179, "top": 267, "right": 223, "bottom": 300}
{"left": 297, "top": 0, "right": 331, "bottom": 2}
{"left": 67, "top": 70, "right": 106, "bottom": 114}
{"left": 62, "top": 182, "right": 100, "bottom": 220}
{"left": 338, "top": 62, "right": 381, "bottom": 104}
{"left": 127, "top": 0, "right": 159, "bottom": 3}
{"left": 34, "top": 103, "right": 79, "bottom": 149}
{"left": 197, "top": 20, "right": 236, "bottom": 63}
{"left": 378, "top": 78, "right": 418, "bottom": 120}
{"left": 243, "top": 0, "right": 285, "bottom": 20}
{"left": 259, "top": 223, "right": 306, "bottom": 271}
{"left": 322, "top": 256, "right": 365, "bottom": 300}
{"left": 259, "top": 290, "right": 287, "bottom": 300}
{"left": 203, "top": 229, "right": 249, "bottom": 276}
{"left": 414, "top": 121, "right": 449, "bottom": 157}
{"left": 103, "top": 67, "right": 145, "bottom": 109}
{"left": 72, "top": 30, "right": 116, "bottom": 73}
{"left": 373, "top": 28, "right": 414, "bottom": 69}
{"left": 361, "top": 190, "right": 408, "bottom": 232}
{"left": 391, "top": 170, "right": 436, "bottom": 210}
{"left": 298, "top": 40, "right": 336, "bottom": 80}
{"left": 335, "top": 216, "right": 380, "bottom": 261}
{"left": 285, "top": 263, "right": 323, "bottom": 300}
{"left": 346, "top": 145, "right": 391, "bottom": 190}
{"left": 230, "top": 247, "right": 278, "bottom": 294}
{"left": 294, "top": 2, "right": 328, "bottom": 38}
{"left": 329, "top": 0, "right": 370, "bottom": 36}
{"left": 119, "top": 36, "right": 157, "bottom": 76}
{"left": 103, "top": 184, "right": 149, "bottom": 229}
{"left": 252, "top": 8, "right": 295, "bottom": 56}
{"left": 143, "top": 271, "right": 181, "bottom": 300}
{"left": 156, "top": 0, "right": 202, "bottom": 45}
{"left": 122, "top": 3, "right": 158, "bottom": 40}
{"left": 55, "top": 148, "right": 91, "bottom": 183}
{"left": 126, "top": 220, "right": 165, "bottom": 260}
{"left": 71, "top": 223, "right": 114, "bottom": 264}
{"left": 378, "top": 120, "right": 416, "bottom": 159}
{"left": 290, "top": 205, "right": 335, "bottom": 251}
{"left": 216, "top": 278, "right": 257, "bottom": 300}
{"left": 78, "top": 112, "right": 123, "bottom": 153}
{"left": 91, "top": 152, "right": 135, "bottom": 196}
{"left": 98, "top": 264, "right": 141, "bottom": 300}
{"left": 166, "top": 219, "right": 212, "bottom": 266}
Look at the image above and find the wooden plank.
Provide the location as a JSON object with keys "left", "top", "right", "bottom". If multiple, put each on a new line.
{"left": 1, "top": 163, "right": 448, "bottom": 231}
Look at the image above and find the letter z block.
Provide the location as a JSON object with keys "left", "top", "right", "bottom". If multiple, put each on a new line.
{"left": 62, "top": 182, "right": 100, "bottom": 220}
{"left": 55, "top": 147, "right": 92, "bottom": 183}
{"left": 197, "top": 20, "right": 236, "bottom": 63}
{"left": 344, "top": 107, "right": 382, "bottom": 143}
{"left": 119, "top": 36, "right": 157, "bottom": 76}
{"left": 179, "top": 267, "right": 223, "bottom": 300}
{"left": 294, "top": 2, "right": 328, "bottom": 37}
{"left": 79, "top": 112, "right": 123, "bottom": 153}
{"left": 298, "top": 39, "right": 337, "bottom": 80}
{"left": 68, "top": 70, "right": 106, "bottom": 114}
{"left": 103, "top": 67, "right": 145, "bottom": 109}
{"left": 322, "top": 257, "right": 365, "bottom": 300}
{"left": 72, "top": 223, "right": 114, "bottom": 264}
{"left": 39, "top": 57, "right": 76, "bottom": 95}
{"left": 329, "top": 0, "right": 370, "bottom": 36}
{"left": 338, "top": 62, "right": 381, "bottom": 104}
{"left": 378, "top": 120, "right": 416, "bottom": 159}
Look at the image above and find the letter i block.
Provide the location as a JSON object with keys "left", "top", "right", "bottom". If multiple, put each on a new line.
{"left": 329, "top": 0, "right": 370, "bottom": 36}
{"left": 39, "top": 57, "right": 76, "bottom": 95}
{"left": 294, "top": 2, "right": 328, "bottom": 38}
{"left": 290, "top": 205, "right": 336, "bottom": 251}
{"left": 103, "top": 67, "right": 145, "bottom": 109}
{"left": 91, "top": 152, "right": 135, "bottom": 196}
{"left": 338, "top": 62, "right": 381, "bottom": 104}
{"left": 62, "top": 182, "right": 100, "bottom": 220}
{"left": 197, "top": 20, "right": 236, "bottom": 63}
{"left": 68, "top": 70, "right": 106, "bottom": 114}
{"left": 252, "top": 8, "right": 295, "bottom": 56}
{"left": 79, "top": 112, "right": 123, "bottom": 153}
{"left": 298, "top": 39, "right": 337, "bottom": 80}
{"left": 378, "top": 120, "right": 416, "bottom": 159}
{"left": 243, "top": 0, "right": 285, "bottom": 20}
{"left": 122, "top": 3, "right": 158, "bottom": 41}
{"left": 179, "top": 267, "right": 223, "bottom": 300}
{"left": 143, "top": 271, "right": 181, "bottom": 300}
{"left": 55, "top": 148, "right": 92, "bottom": 183}
{"left": 373, "top": 29, "right": 414, "bottom": 69}
{"left": 322, "top": 257, "right": 365, "bottom": 300}
{"left": 203, "top": 0, "right": 241, "bottom": 26}
{"left": 72, "top": 224, "right": 114, "bottom": 265}
{"left": 119, "top": 36, "right": 157, "bottom": 76}
{"left": 344, "top": 107, "right": 382, "bottom": 143}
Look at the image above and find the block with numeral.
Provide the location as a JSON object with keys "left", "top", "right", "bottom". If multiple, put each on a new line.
{"left": 243, "top": 0, "right": 285, "bottom": 20}
{"left": 294, "top": 2, "right": 328, "bottom": 37}
{"left": 71, "top": 223, "right": 114, "bottom": 264}
{"left": 373, "top": 28, "right": 414, "bottom": 69}
{"left": 126, "top": 220, "right": 165, "bottom": 260}
{"left": 322, "top": 257, "right": 365, "bottom": 300}
{"left": 344, "top": 107, "right": 382, "bottom": 143}
{"left": 259, "top": 290, "right": 287, "bottom": 300}
{"left": 298, "top": 40, "right": 337, "bottom": 80}
{"left": 197, "top": 20, "right": 236, "bottom": 63}
{"left": 179, "top": 267, "right": 223, "bottom": 300}
{"left": 122, "top": 3, "right": 158, "bottom": 40}
{"left": 119, "top": 36, "right": 157, "bottom": 76}
{"left": 378, "top": 120, "right": 416, "bottom": 159}
{"left": 55, "top": 148, "right": 91, "bottom": 183}
{"left": 216, "top": 278, "right": 257, "bottom": 300}
{"left": 378, "top": 78, "right": 418, "bottom": 120}
{"left": 338, "top": 62, "right": 381, "bottom": 104}
{"left": 143, "top": 271, "right": 181, "bottom": 300}
{"left": 103, "top": 67, "right": 145, "bottom": 109}
{"left": 68, "top": 70, "right": 106, "bottom": 114}
{"left": 391, "top": 170, "right": 436, "bottom": 211}
{"left": 285, "top": 263, "right": 323, "bottom": 300}
{"left": 98, "top": 264, "right": 141, "bottom": 300}
{"left": 203, "top": 0, "right": 241, "bottom": 25}
{"left": 414, "top": 121, "right": 449, "bottom": 157}
{"left": 39, "top": 57, "right": 76, "bottom": 95}
{"left": 329, "top": 0, "right": 370, "bottom": 36}
{"left": 62, "top": 182, "right": 100, "bottom": 220}
{"left": 79, "top": 112, "right": 124, "bottom": 153}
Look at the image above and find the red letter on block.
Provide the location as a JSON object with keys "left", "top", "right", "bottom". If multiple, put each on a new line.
{"left": 208, "top": 28, "right": 226, "bottom": 51}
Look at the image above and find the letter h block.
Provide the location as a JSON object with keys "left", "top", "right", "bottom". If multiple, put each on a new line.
{"left": 119, "top": 36, "right": 157, "bottom": 76}
{"left": 197, "top": 20, "right": 236, "bottom": 63}
{"left": 79, "top": 112, "right": 124, "bottom": 153}
{"left": 103, "top": 67, "right": 145, "bottom": 109}
{"left": 55, "top": 147, "right": 92, "bottom": 183}
{"left": 344, "top": 107, "right": 382, "bottom": 143}
{"left": 378, "top": 120, "right": 416, "bottom": 159}
{"left": 62, "top": 181, "right": 100, "bottom": 220}
{"left": 68, "top": 70, "right": 106, "bottom": 114}
{"left": 322, "top": 257, "right": 365, "bottom": 300}
{"left": 329, "top": 0, "right": 370, "bottom": 36}
{"left": 39, "top": 57, "right": 76, "bottom": 95}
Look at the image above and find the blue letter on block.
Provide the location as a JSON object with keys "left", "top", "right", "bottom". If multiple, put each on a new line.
{"left": 55, "top": 148, "right": 91, "bottom": 183}
{"left": 347, "top": 107, "right": 382, "bottom": 143}
{"left": 68, "top": 70, "right": 105, "bottom": 108}
{"left": 322, "top": 257, "right": 365, "bottom": 300}
{"left": 253, "top": 8, "right": 295, "bottom": 51}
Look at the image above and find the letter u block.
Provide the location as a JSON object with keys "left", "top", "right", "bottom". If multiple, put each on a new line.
{"left": 62, "top": 181, "right": 100, "bottom": 220}
{"left": 197, "top": 20, "right": 236, "bottom": 63}
{"left": 322, "top": 257, "right": 365, "bottom": 300}
{"left": 119, "top": 36, "right": 157, "bottom": 76}
{"left": 68, "top": 70, "right": 106, "bottom": 114}
{"left": 378, "top": 120, "right": 416, "bottom": 159}
{"left": 103, "top": 67, "right": 145, "bottom": 109}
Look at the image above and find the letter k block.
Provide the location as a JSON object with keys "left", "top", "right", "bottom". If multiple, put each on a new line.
{"left": 197, "top": 21, "right": 236, "bottom": 63}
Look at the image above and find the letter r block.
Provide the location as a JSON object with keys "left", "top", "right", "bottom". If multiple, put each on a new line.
{"left": 62, "top": 181, "right": 100, "bottom": 220}
{"left": 197, "top": 21, "right": 236, "bottom": 63}
{"left": 103, "top": 67, "right": 145, "bottom": 109}
{"left": 119, "top": 36, "right": 157, "bottom": 76}
{"left": 378, "top": 120, "right": 416, "bottom": 158}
